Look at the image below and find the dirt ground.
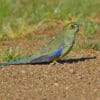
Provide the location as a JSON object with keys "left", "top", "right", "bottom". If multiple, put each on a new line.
{"left": 0, "top": 23, "right": 100, "bottom": 100}
{"left": 0, "top": 39, "right": 100, "bottom": 100}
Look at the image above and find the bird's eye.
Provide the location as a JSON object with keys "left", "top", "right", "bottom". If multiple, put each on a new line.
{"left": 70, "top": 24, "right": 75, "bottom": 29}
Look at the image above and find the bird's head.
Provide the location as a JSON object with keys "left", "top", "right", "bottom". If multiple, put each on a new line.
{"left": 64, "top": 22, "right": 79, "bottom": 33}
{"left": 70, "top": 24, "right": 79, "bottom": 32}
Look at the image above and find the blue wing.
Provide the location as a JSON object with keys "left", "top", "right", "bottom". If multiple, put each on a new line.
{"left": 30, "top": 44, "right": 65, "bottom": 64}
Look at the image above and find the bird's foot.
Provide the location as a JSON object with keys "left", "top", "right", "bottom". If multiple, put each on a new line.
{"left": 49, "top": 61, "right": 60, "bottom": 66}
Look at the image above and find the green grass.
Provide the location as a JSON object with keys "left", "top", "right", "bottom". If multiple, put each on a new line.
{"left": 0, "top": 0, "right": 100, "bottom": 40}
{"left": 82, "top": 20, "right": 98, "bottom": 39}
{"left": 0, "top": 47, "right": 30, "bottom": 62}
{"left": 76, "top": 43, "right": 100, "bottom": 51}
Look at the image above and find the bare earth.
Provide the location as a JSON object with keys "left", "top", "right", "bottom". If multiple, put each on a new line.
{"left": 0, "top": 40, "right": 100, "bottom": 100}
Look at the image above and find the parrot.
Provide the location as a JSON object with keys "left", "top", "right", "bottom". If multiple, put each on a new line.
{"left": 0, "top": 23, "right": 79, "bottom": 67}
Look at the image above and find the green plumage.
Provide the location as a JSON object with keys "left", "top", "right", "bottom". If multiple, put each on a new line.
{"left": 0, "top": 23, "right": 79, "bottom": 67}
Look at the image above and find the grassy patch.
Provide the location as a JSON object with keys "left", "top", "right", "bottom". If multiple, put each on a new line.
{"left": 82, "top": 20, "right": 98, "bottom": 39}
{"left": 76, "top": 43, "right": 100, "bottom": 51}
{"left": 0, "top": 47, "right": 29, "bottom": 62}
{"left": 0, "top": 0, "right": 100, "bottom": 39}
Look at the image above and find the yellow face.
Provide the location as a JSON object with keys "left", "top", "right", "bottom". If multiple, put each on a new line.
{"left": 64, "top": 22, "right": 75, "bottom": 29}
{"left": 64, "top": 22, "right": 79, "bottom": 32}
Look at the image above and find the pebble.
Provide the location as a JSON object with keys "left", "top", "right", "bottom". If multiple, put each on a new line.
{"left": 77, "top": 75, "right": 82, "bottom": 79}
{"left": 53, "top": 82, "right": 59, "bottom": 86}
{"left": 69, "top": 69, "right": 75, "bottom": 74}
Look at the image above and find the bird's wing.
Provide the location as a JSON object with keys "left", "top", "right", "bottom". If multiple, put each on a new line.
{"left": 33, "top": 32, "right": 64, "bottom": 57}
{"left": 30, "top": 43, "right": 65, "bottom": 64}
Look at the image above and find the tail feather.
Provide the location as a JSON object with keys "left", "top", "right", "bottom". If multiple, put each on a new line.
{"left": 0, "top": 56, "right": 34, "bottom": 67}
{"left": 0, "top": 55, "right": 54, "bottom": 67}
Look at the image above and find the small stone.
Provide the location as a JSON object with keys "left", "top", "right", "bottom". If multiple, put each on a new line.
{"left": 78, "top": 75, "right": 82, "bottom": 79}
{"left": 65, "top": 86, "right": 70, "bottom": 90}
{"left": 53, "top": 82, "right": 59, "bottom": 86}
{"left": 69, "top": 69, "right": 75, "bottom": 74}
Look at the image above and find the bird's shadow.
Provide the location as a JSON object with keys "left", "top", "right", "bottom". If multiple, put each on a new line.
{"left": 24, "top": 56, "right": 96, "bottom": 65}
{"left": 57, "top": 56, "right": 96, "bottom": 64}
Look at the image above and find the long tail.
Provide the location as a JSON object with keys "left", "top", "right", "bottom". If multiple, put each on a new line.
{"left": 0, "top": 55, "right": 54, "bottom": 67}
{"left": 0, "top": 56, "right": 34, "bottom": 67}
